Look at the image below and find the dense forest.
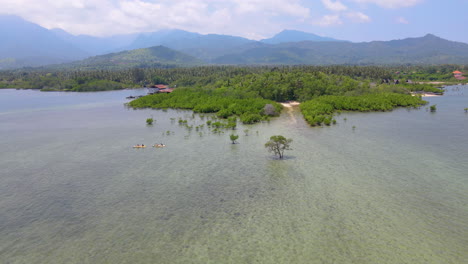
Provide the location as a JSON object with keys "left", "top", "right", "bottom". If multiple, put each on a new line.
{"left": 0, "top": 65, "right": 465, "bottom": 91}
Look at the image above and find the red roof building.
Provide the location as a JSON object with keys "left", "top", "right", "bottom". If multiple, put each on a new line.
{"left": 453, "top": 71, "right": 462, "bottom": 74}
{"left": 154, "top": 84, "right": 169, "bottom": 89}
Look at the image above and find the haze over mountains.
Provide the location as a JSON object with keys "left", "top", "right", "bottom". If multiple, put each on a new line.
{"left": 1, "top": 14, "right": 468, "bottom": 69}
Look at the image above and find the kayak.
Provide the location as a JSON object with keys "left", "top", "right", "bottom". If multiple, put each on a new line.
{"left": 133, "top": 145, "right": 146, "bottom": 148}
{"left": 153, "top": 144, "right": 166, "bottom": 148}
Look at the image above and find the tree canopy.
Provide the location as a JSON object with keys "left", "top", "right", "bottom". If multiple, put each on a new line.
{"left": 265, "top": 135, "right": 293, "bottom": 159}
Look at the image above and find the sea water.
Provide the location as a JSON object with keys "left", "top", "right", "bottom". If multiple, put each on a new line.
{"left": 0, "top": 87, "right": 467, "bottom": 263}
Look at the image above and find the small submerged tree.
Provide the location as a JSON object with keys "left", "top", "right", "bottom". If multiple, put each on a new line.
{"left": 430, "top": 104, "right": 437, "bottom": 112}
{"left": 146, "top": 117, "right": 154, "bottom": 125}
{"left": 265, "top": 135, "right": 292, "bottom": 159}
{"left": 229, "top": 134, "right": 239, "bottom": 144}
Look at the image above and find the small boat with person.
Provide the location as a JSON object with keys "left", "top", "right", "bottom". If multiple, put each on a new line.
{"left": 133, "top": 144, "right": 146, "bottom": 148}
{"left": 153, "top": 143, "right": 166, "bottom": 148}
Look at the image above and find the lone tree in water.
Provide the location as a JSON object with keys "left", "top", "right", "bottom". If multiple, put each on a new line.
{"left": 265, "top": 135, "right": 292, "bottom": 159}
{"left": 229, "top": 134, "right": 239, "bottom": 144}
{"left": 146, "top": 117, "right": 154, "bottom": 125}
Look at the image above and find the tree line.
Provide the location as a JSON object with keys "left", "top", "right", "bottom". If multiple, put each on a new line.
{"left": 1, "top": 64, "right": 466, "bottom": 91}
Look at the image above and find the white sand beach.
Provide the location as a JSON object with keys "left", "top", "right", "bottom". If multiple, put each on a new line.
{"left": 280, "top": 101, "right": 300, "bottom": 108}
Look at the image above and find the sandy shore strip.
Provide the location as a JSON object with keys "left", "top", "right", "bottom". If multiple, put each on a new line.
{"left": 418, "top": 81, "right": 446, "bottom": 85}
{"left": 411, "top": 92, "right": 442, "bottom": 97}
{"left": 280, "top": 101, "right": 301, "bottom": 108}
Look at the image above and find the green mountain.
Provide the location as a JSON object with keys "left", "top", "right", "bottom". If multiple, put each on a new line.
{"left": 214, "top": 34, "right": 468, "bottom": 65}
{"left": 125, "top": 29, "right": 255, "bottom": 62}
{"left": 63, "top": 46, "right": 203, "bottom": 70}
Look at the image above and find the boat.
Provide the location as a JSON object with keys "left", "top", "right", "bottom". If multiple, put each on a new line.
{"left": 133, "top": 145, "right": 146, "bottom": 148}
{"left": 153, "top": 144, "right": 166, "bottom": 148}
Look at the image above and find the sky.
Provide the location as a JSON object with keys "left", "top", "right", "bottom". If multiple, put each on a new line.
{"left": 1, "top": 0, "right": 467, "bottom": 43}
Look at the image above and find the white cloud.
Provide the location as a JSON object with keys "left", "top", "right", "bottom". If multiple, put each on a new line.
{"left": 321, "top": 0, "right": 348, "bottom": 12}
{"left": 233, "top": 0, "right": 309, "bottom": 17}
{"left": 0, "top": 0, "right": 310, "bottom": 39}
{"left": 350, "top": 0, "right": 423, "bottom": 9}
{"left": 346, "top": 12, "right": 371, "bottom": 23}
{"left": 313, "top": 14, "right": 343, "bottom": 26}
{"left": 396, "top": 16, "right": 409, "bottom": 24}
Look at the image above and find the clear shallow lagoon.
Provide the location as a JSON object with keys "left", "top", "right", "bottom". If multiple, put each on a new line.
{"left": 0, "top": 87, "right": 467, "bottom": 263}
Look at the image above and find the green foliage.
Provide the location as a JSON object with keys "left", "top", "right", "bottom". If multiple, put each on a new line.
{"left": 229, "top": 134, "right": 239, "bottom": 144}
{"left": 146, "top": 117, "right": 154, "bottom": 125}
{"left": 375, "top": 82, "right": 445, "bottom": 94}
{"left": 221, "top": 70, "right": 370, "bottom": 102}
{"left": 2, "top": 65, "right": 466, "bottom": 92}
{"left": 430, "top": 104, "right": 437, "bottom": 112}
{"left": 128, "top": 88, "right": 281, "bottom": 124}
{"left": 240, "top": 113, "right": 262, "bottom": 124}
{"left": 265, "top": 135, "right": 293, "bottom": 159}
{"left": 464, "top": 107, "right": 468, "bottom": 113}
{"left": 300, "top": 93, "right": 427, "bottom": 126}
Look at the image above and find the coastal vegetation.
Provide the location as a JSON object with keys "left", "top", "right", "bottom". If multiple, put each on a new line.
{"left": 265, "top": 135, "right": 293, "bottom": 159}
{"left": 229, "top": 134, "right": 239, "bottom": 144}
{"left": 430, "top": 104, "right": 437, "bottom": 112}
{"left": 146, "top": 117, "right": 154, "bottom": 125}
{"left": 300, "top": 93, "right": 427, "bottom": 126}
{"left": 0, "top": 65, "right": 460, "bottom": 126}
{"left": 128, "top": 88, "right": 282, "bottom": 124}
{"left": 1, "top": 65, "right": 466, "bottom": 92}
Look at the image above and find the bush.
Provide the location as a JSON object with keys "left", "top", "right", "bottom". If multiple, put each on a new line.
{"left": 229, "top": 134, "right": 239, "bottom": 144}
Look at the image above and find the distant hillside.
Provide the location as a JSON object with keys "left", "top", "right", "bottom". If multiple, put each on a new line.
{"left": 126, "top": 29, "right": 255, "bottom": 61}
{"left": 214, "top": 34, "right": 468, "bottom": 65}
{"left": 63, "top": 46, "right": 203, "bottom": 70}
{"left": 51, "top": 28, "right": 138, "bottom": 55}
{"left": 0, "top": 15, "right": 88, "bottom": 69}
{"left": 261, "top": 30, "right": 343, "bottom": 44}
{"left": 1, "top": 14, "right": 467, "bottom": 69}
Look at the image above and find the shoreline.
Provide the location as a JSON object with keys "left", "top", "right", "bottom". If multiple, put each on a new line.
{"left": 411, "top": 92, "right": 442, "bottom": 97}
{"left": 280, "top": 101, "right": 300, "bottom": 108}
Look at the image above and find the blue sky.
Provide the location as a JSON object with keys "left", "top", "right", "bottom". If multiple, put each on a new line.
{"left": 1, "top": 0, "right": 467, "bottom": 43}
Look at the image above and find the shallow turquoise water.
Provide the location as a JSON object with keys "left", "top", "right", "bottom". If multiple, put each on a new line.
{"left": 0, "top": 87, "right": 467, "bottom": 263}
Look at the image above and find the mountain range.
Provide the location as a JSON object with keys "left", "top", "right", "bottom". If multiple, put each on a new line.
{"left": 62, "top": 46, "right": 203, "bottom": 70}
{"left": 1, "top": 14, "right": 468, "bottom": 69}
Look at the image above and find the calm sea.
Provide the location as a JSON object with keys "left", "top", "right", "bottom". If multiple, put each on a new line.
{"left": 0, "top": 87, "right": 467, "bottom": 263}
